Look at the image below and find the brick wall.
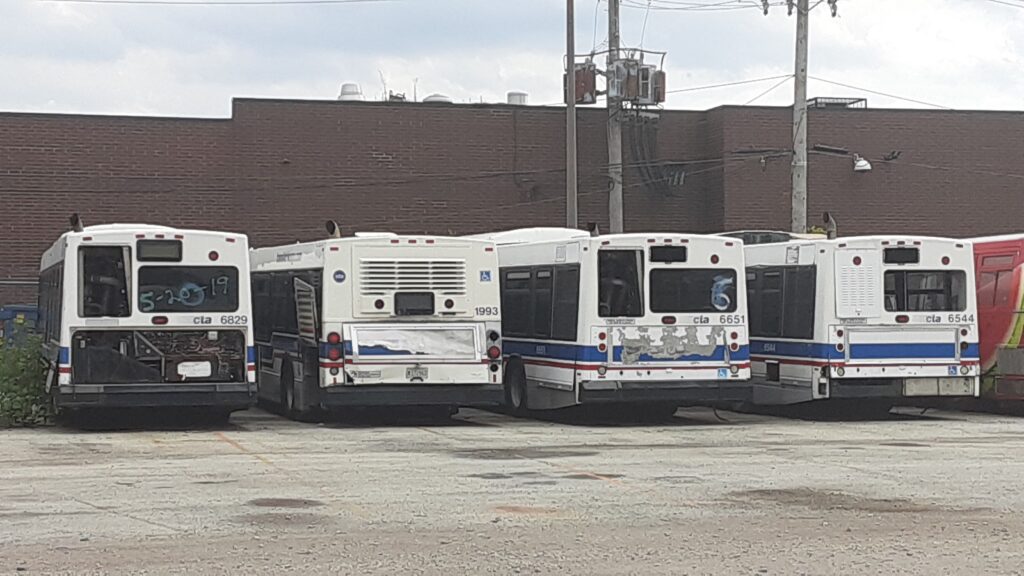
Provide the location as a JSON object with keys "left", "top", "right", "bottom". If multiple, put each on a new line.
{"left": 2, "top": 99, "right": 1024, "bottom": 307}
{"left": 717, "top": 106, "right": 1024, "bottom": 236}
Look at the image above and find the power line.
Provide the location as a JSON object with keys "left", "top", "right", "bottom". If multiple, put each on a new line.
{"left": 743, "top": 74, "right": 793, "bottom": 104}
{"left": 808, "top": 75, "right": 953, "bottom": 109}
{"left": 38, "top": 0, "right": 392, "bottom": 5}
{"left": 979, "top": 0, "right": 1024, "bottom": 9}
{"left": 667, "top": 74, "right": 792, "bottom": 94}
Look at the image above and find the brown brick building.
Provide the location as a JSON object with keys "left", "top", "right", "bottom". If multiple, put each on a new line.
{"left": 2, "top": 98, "right": 1023, "bottom": 306}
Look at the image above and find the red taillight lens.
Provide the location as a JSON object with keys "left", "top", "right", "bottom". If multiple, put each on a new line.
{"left": 327, "top": 348, "right": 342, "bottom": 361}
{"left": 710, "top": 254, "right": 720, "bottom": 264}
{"left": 960, "top": 328, "right": 969, "bottom": 337}
{"left": 960, "top": 341, "right": 969, "bottom": 351}
{"left": 836, "top": 343, "right": 845, "bottom": 352}
{"left": 444, "top": 299, "right": 455, "bottom": 309}
{"left": 730, "top": 331, "right": 739, "bottom": 341}
{"left": 853, "top": 256, "right": 862, "bottom": 266}
{"left": 837, "top": 329, "right": 844, "bottom": 338}
{"left": 896, "top": 315, "right": 910, "bottom": 324}
{"left": 374, "top": 299, "right": 385, "bottom": 310}
{"left": 730, "top": 342, "right": 740, "bottom": 352}
{"left": 208, "top": 251, "right": 219, "bottom": 261}
{"left": 327, "top": 332, "right": 341, "bottom": 344}
{"left": 598, "top": 331, "right": 607, "bottom": 341}
{"left": 942, "top": 256, "right": 951, "bottom": 265}
{"left": 152, "top": 316, "right": 168, "bottom": 325}
{"left": 661, "top": 316, "right": 676, "bottom": 325}
{"left": 598, "top": 343, "right": 607, "bottom": 352}
{"left": 487, "top": 346, "right": 501, "bottom": 359}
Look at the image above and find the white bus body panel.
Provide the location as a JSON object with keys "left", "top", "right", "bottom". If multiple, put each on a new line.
{"left": 746, "top": 236, "right": 980, "bottom": 405}
{"left": 39, "top": 224, "right": 255, "bottom": 408}
{"left": 251, "top": 235, "right": 503, "bottom": 408}
{"left": 482, "top": 229, "right": 750, "bottom": 410}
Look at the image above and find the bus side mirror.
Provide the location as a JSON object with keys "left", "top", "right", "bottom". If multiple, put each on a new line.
{"left": 325, "top": 220, "right": 342, "bottom": 238}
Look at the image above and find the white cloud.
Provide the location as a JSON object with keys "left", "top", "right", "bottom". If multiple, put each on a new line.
{"left": 0, "top": 0, "right": 1022, "bottom": 116}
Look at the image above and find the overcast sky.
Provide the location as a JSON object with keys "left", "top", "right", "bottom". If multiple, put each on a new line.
{"left": 2, "top": 0, "right": 1023, "bottom": 117}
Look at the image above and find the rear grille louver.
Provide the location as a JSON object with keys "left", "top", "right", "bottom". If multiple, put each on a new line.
{"left": 359, "top": 259, "right": 467, "bottom": 296}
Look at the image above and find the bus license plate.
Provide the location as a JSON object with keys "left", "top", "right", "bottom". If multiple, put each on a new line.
{"left": 177, "top": 361, "right": 212, "bottom": 379}
{"left": 406, "top": 367, "right": 428, "bottom": 381}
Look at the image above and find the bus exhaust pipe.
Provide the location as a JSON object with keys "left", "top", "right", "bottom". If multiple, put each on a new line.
{"left": 326, "top": 220, "right": 342, "bottom": 238}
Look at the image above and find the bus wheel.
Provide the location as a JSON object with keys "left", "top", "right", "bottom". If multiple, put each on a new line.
{"left": 504, "top": 358, "right": 528, "bottom": 416}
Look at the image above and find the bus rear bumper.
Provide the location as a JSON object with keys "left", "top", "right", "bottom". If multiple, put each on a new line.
{"left": 321, "top": 384, "right": 504, "bottom": 408}
{"left": 55, "top": 383, "right": 255, "bottom": 409}
{"left": 831, "top": 377, "right": 977, "bottom": 399}
{"left": 579, "top": 380, "right": 751, "bottom": 404}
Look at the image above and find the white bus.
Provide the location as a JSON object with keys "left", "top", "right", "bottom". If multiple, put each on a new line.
{"left": 249, "top": 231, "right": 504, "bottom": 419}
{"left": 474, "top": 228, "right": 750, "bottom": 415}
{"left": 744, "top": 235, "right": 980, "bottom": 407}
{"left": 37, "top": 222, "right": 256, "bottom": 414}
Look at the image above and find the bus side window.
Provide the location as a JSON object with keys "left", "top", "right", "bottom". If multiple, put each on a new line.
{"left": 994, "top": 270, "right": 1016, "bottom": 309}
{"left": 978, "top": 271, "right": 997, "bottom": 308}
{"left": 551, "top": 265, "right": 580, "bottom": 341}
{"left": 598, "top": 250, "right": 643, "bottom": 318}
{"left": 533, "top": 269, "right": 553, "bottom": 339}
{"left": 79, "top": 246, "right": 130, "bottom": 318}
{"left": 500, "top": 270, "right": 533, "bottom": 338}
{"left": 252, "top": 274, "right": 271, "bottom": 341}
{"left": 759, "top": 269, "right": 783, "bottom": 337}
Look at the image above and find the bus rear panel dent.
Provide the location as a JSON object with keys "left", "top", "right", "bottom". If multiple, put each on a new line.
{"left": 70, "top": 330, "right": 247, "bottom": 385}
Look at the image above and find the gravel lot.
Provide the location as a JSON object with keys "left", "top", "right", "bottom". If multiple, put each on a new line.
{"left": 2, "top": 407, "right": 1024, "bottom": 575}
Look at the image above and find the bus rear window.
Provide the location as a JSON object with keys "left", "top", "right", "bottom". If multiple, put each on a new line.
{"left": 884, "top": 270, "right": 966, "bottom": 312}
{"left": 138, "top": 266, "right": 239, "bottom": 312}
{"left": 650, "top": 269, "right": 737, "bottom": 313}
{"left": 598, "top": 250, "right": 643, "bottom": 317}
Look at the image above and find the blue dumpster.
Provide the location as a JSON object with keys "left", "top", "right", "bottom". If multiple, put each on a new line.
{"left": 0, "top": 305, "right": 38, "bottom": 347}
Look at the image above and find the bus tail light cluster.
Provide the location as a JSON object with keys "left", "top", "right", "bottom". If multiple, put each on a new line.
{"left": 728, "top": 330, "right": 740, "bottom": 352}
{"left": 487, "top": 331, "right": 501, "bottom": 368}
{"left": 325, "top": 332, "right": 344, "bottom": 362}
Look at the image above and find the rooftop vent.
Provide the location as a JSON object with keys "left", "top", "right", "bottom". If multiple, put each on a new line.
{"left": 807, "top": 97, "right": 867, "bottom": 109}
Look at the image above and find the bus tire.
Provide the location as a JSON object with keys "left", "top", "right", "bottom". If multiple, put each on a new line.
{"left": 503, "top": 358, "right": 528, "bottom": 416}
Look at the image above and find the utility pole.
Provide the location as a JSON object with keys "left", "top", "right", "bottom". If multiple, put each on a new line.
{"left": 607, "top": 0, "right": 624, "bottom": 233}
{"left": 566, "top": 0, "right": 579, "bottom": 229}
{"left": 791, "top": 0, "right": 809, "bottom": 233}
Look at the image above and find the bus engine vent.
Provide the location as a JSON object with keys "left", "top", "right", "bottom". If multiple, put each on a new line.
{"left": 359, "top": 259, "right": 467, "bottom": 296}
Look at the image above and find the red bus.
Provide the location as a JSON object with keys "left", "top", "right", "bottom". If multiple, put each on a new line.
{"left": 972, "top": 235, "right": 1024, "bottom": 401}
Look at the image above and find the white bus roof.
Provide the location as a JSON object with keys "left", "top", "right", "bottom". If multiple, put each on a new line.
{"left": 40, "top": 224, "right": 248, "bottom": 268}
{"left": 470, "top": 227, "right": 739, "bottom": 246}
{"left": 250, "top": 234, "right": 496, "bottom": 271}
{"left": 970, "top": 233, "right": 1024, "bottom": 243}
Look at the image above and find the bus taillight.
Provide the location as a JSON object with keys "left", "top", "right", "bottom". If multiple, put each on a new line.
{"left": 896, "top": 315, "right": 910, "bottom": 324}
{"left": 209, "top": 251, "right": 219, "bottom": 261}
{"left": 661, "top": 316, "right": 676, "bottom": 325}
{"left": 327, "top": 348, "right": 342, "bottom": 361}
{"left": 488, "top": 330, "right": 500, "bottom": 342}
{"left": 327, "top": 332, "right": 341, "bottom": 344}
{"left": 152, "top": 316, "right": 168, "bottom": 325}
{"left": 487, "top": 346, "right": 501, "bottom": 359}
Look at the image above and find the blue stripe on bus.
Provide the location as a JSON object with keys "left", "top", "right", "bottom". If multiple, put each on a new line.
{"left": 502, "top": 339, "right": 748, "bottom": 363}
{"left": 58, "top": 347, "right": 70, "bottom": 365}
{"left": 751, "top": 339, "right": 979, "bottom": 360}
{"left": 247, "top": 346, "right": 256, "bottom": 363}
